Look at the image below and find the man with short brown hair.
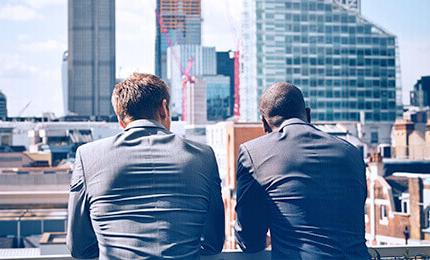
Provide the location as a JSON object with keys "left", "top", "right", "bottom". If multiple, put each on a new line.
{"left": 67, "top": 73, "right": 224, "bottom": 259}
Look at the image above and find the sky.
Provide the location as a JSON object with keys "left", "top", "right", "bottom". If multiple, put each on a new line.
{"left": 0, "top": 0, "right": 429, "bottom": 117}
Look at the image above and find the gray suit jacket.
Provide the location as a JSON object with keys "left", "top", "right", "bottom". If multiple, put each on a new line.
{"left": 67, "top": 120, "right": 224, "bottom": 259}
{"left": 235, "top": 118, "right": 369, "bottom": 259}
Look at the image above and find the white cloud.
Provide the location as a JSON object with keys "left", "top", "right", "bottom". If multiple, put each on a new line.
{"left": 0, "top": 4, "right": 42, "bottom": 21}
{"left": 116, "top": 0, "right": 156, "bottom": 75}
{"left": 18, "top": 39, "right": 66, "bottom": 53}
{"left": 201, "top": 0, "right": 242, "bottom": 50}
{"left": 0, "top": 54, "right": 60, "bottom": 79}
{"left": 117, "top": 10, "right": 145, "bottom": 27}
{"left": 23, "top": 0, "right": 65, "bottom": 9}
{"left": 0, "top": 62, "right": 39, "bottom": 78}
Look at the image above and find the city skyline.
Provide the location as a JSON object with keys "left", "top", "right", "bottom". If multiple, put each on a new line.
{"left": 0, "top": 0, "right": 429, "bottom": 116}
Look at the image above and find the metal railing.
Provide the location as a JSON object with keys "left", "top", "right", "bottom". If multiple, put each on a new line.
{"left": 2, "top": 246, "right": 430, "bottom": 260}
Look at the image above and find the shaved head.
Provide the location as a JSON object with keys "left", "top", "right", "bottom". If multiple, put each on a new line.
{"left": 259, "top": 82, "right": 308, "bottom": 129}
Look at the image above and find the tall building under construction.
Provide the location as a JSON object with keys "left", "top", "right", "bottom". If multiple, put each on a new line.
{"left": 155, "top": 0, "right": 202, "bottom": 80}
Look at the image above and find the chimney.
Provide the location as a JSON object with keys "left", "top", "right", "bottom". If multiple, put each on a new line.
{"left": 368, "top": 152, "right": 384, "bottom": 177}
{"left": 409, "top": 177, "right": 423, "bottom": 240}
{"left": 392, "top": 120, "right": 414, "bottom": 159}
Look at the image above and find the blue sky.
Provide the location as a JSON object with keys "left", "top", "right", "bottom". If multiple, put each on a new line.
{"left": 0, "top": 0, "right": 429, "bottom": 116}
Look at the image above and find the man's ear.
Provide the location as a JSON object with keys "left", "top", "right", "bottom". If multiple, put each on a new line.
{"left": 261, "top": 116, "right": 272, "bottom": 134}
{"left": 305, "top": 107, "right": 311, "bottom": 123}
{"left": 117, "top": 116, "right": 126, "bottom": 129}
{"left": 159, "top": 99, "right": 169, "bottom": 120}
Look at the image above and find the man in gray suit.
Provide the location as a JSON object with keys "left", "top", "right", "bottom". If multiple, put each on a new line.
{"left": 235, "top": 83, "right": 369, "bottom": 259}
{"left": 67, "top": 73, "right": 224, "bottom": 259}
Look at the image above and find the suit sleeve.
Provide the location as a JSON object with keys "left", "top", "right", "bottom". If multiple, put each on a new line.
{"left": 200, "top": 148, "right": 225, "bottom": 255}
{"left": 234, "top": 144, "right": 269, "bottom": 253}
{"left": 66, "top": 148, "right": 99, "bottom": 259}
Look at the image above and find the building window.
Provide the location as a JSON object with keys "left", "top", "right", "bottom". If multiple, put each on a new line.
{"left": 364, "top": 205, "right": 369, "bottom": 223}
{"left": 371, "top": 131, "right": 379, "bottom": 144}
{"left": 425, "top": 207, "right": 430, "bottom": 229}
{"left": 400, "top": 193, "right": 410, "bottom": 214}
{"left": 401, "top": 200, "right": 409, "bottom": 214}
{"left": 380, "top": 205, "right": 388, "bottom": 223}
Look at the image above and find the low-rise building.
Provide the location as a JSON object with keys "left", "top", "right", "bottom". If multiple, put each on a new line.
{"left": 392, "top": 108, "right": 430, "bottom": 160}
{"left": 366, "top": 154, "right": 430, "bottom": 245}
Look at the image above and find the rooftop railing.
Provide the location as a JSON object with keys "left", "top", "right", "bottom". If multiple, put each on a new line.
{"left": 2, "top": 246, "right": 430, "bottom": 260}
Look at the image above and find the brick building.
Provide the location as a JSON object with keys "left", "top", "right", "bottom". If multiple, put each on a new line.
{"left": 366, "top": 154, "right": 430, "bottom": 245}
{"left": 207, "top": 122, "right": 264, "bottom": 249}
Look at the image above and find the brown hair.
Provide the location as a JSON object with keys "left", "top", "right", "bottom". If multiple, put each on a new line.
{"left": 112, "top": 73, "right": 170, "bottom": 121}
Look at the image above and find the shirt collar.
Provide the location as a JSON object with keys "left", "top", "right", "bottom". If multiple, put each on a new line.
{"left": 124, "top": 119, "right": 167, "bottom": 131}
{"left": 278, "top": 118, "right": 309, "bottom": 131}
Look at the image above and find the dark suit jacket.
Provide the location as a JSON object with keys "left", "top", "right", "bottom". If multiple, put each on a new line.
{"left": 67, "top": 119, "right": 224, "bottom": 259}
{"left": 235, "top": 118, "right": 369, "bottom": 259}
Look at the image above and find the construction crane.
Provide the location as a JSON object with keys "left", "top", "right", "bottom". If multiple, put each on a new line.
{"left": 155, "top": 10, "right": 195, "bottom": 122}
{"left": 181, "top": 57, "right": 194, "bottom": 121}
{"left": 223, "top": 0, "right": 241, "bottom": 121}
{"left": 18, "top": 101, "right": 31, "bottom": 117}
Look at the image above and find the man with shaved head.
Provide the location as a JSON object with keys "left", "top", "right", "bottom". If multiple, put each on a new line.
{"left": 235, "top": 82, "right": 369, "bottom": 259}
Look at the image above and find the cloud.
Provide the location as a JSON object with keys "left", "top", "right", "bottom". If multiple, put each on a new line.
{"left": 201, "top": 0, "right": 242, "bottom": 50}
{"left": 0, "top": 54, "right": 60, "bottom": 80}
{"left": 23, "top": 0, "right": 64, "bottom": 9}
{"left": 0, "top": 62, "right": 39, "bottom": 78}
{"left": 18, "top": 39, "right": 66, "bottom": 53}
{"left": 0, "top": 3, "right": 42, "bottom": 21}
{"left": 116, "top": 0, "right": 156, "bottom": 75}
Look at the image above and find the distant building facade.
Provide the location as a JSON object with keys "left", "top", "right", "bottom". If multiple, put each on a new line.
{"left": 392, "top": 108, "right": 430, "bottom": 160}
{"left": 155, "top": 0, "right": 202, "bottom": 80}
{"left": 410, "top": 76, "right": 430, "bottom": 108}
{"left": 240, "top": 0, "right": 400, "bottom": 122}
{"left": 167, "top": 44, "right": 216, "bottom": 116}
{"left": 206, "top": 122, "right": 264, "bottom": 249}
{"left": 366, "top": 155, "right": 430, "bottom": 245}
{"left": 183, "top": 77, "right": 207, "bottom": 125}
{"left": 0, "top": 91, "right": 7, "bottom": 120}
{"left": 334, "top": 0, "right": 361, "bottom": 12}
{"left": 68, "top": 0, "right": 116, "bottom": 116}
{"left": 216, "top": 52, "right": 235, "bottom": 117}
{"left": 205, "top": 75, "right": 230, "bottom": 121}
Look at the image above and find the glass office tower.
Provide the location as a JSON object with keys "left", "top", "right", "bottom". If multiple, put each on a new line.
{"left": 68, "top": 0, "right": 116, "bottom": 116}
{"left": 240, "top": 0, "right": 399, "bottom": 122}
{"left": 205, "top": 75, "right": 231, "bottom": 121}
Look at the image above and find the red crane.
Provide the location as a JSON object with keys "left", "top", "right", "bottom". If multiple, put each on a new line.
{"left": 156, "top": 10, "right": 194, "bottom": 121}
{"left": 181, "top": 57, "right": 194, "bottom": 121}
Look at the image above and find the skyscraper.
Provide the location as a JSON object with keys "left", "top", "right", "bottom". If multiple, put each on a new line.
{"left": 68, "top": 0, "right": 116, "bottom": 116}
{"left": 216, "top": 52, "right": 235, "bottom": 117}
{"left": 240, "top": 0, "right": 399, "bottom": 123}
{"left": 155, "top": 0, "right": 202, "bottom": 80}
{"left": 0, "top": 90, "right": 7, "bottom": 120}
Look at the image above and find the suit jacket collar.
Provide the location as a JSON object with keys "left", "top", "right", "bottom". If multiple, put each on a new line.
{"left": 124, "top": 119, "right": 167, "bottom": 131}
{"left": 279, "top": 118, "right": 309, "bottom": 131}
